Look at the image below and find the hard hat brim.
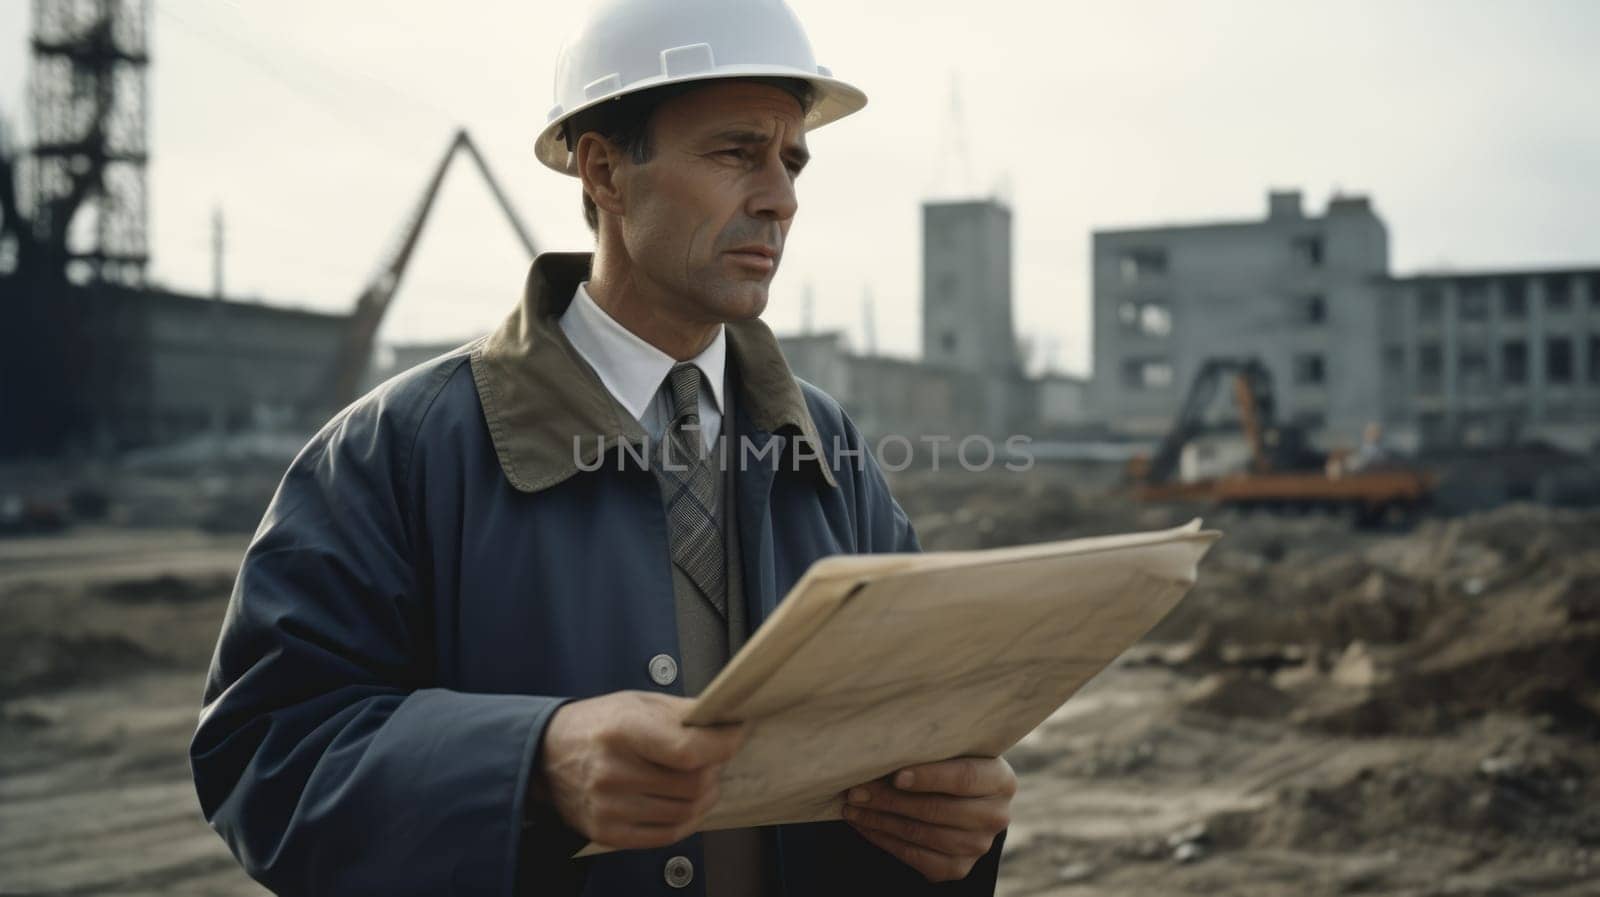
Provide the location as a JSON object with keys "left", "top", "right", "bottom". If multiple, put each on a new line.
{"left": 534, "top": 68, "right": 867, "bottom": 176}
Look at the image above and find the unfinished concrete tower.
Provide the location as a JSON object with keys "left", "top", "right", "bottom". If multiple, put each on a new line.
{"left": 922, "top": 198, "right": 1020, "bottom": 435}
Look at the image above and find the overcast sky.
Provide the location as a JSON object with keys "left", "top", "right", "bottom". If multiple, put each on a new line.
{"left": 3, "top": 1, "right": 1598, "bottom": 375}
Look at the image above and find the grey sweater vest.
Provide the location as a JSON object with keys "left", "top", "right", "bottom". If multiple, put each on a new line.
{"left": 650, "top": 375, "right": 771, "bottom": 896}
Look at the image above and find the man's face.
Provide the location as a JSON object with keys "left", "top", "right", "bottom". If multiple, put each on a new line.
{"left": 613, "top": 81, "right": 810, "bottom": 324}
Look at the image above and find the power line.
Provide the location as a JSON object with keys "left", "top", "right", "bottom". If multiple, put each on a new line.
{"left": 153, "top": 2, "right": 454, "bottom": 148}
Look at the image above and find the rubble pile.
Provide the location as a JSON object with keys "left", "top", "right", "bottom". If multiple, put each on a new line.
{"left": 888, "top": 463, "right": 1140, "bottom": 551}
{"left": 1159, "top": 505, "right": 1600, "bottom": 737}
{"left": 1125, "top": 504, "right": 1600, "bottom": 873}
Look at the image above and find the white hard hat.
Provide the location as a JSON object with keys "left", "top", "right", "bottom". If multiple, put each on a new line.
{"left": 536, "top": 0, "right": 867, "bottom": 175}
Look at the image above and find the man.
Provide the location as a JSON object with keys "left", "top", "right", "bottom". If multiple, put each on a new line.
{"left": 189, "top": 1, "right": 1013, "bottom": 894}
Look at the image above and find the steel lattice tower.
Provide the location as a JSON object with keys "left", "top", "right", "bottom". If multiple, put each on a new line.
{"left": 25, "top": 0, "right": 150, "bottom": 285}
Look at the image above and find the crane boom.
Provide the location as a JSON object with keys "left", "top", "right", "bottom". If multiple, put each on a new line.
{"left": 325, "top": 129, "right": 539, "bottom": 412}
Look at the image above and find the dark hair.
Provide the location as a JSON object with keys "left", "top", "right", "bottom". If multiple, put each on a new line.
{"left": 567, "top": 77, "right": 816, "bottom": 234}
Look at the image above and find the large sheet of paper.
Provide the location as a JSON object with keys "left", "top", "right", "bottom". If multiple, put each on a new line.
{"left": 580, "top": 519, "right": 1219, "bottom": 854}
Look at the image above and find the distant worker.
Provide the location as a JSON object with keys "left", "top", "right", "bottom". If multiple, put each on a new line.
{"left": 188, "top": 1, "right": 1012, "bottom": 895}
{"left": 1342, "top": 420, "right": 1391, "bottom": 474}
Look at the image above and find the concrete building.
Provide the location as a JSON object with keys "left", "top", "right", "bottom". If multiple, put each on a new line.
{"left": 97, "top": 286, "right": 348, "bottom": 447}
{"left": 1091, "top": 190, "right": 1390, "bottom": 444}
{"left": 775, "top": 331, "right": 991, "bottom": 441}
{"left": 1090, "top": 190, "right": 1600, "bottom": 454}
{"left": 2, "top": 274, "right": 349, "bottom": 454}
{"left": 922, "top": 199, "right": 1025, "bottom": 436}
{"left": 1378, "top": 268, "right": 1600, "bottom": 452}
{"left": 369, "top": 340, "right": 478, "bottom": 393}
{"left": 1031, "top": 373, "right": 1093, "bottom": 435}
{"left": 761, "top": 331, "right": 849, "bottom": 408}
{"left": 923, "top": 200, "right": 1017, "bottom": 373}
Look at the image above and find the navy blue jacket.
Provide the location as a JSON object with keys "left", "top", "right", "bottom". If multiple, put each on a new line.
{"left": 189, "top": 253, "right": 1004, "bottom": 895}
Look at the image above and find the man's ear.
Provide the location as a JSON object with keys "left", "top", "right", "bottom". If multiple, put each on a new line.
{"left": 576, "top": 132, "right": 626, "bottom": 220}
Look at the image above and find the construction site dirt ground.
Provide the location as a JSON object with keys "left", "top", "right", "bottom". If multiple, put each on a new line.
{"left": 2, "top": 463, "right": 1597, "bottom": 895}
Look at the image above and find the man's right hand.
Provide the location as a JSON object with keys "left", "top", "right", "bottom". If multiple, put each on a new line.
{"left": 536, "top": 691, "right": 746, "bottom": 850}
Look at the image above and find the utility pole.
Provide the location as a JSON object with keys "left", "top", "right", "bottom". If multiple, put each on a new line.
{"left": 210, "top": 206, "right": 228, "bottom": 444}
{"left": 212, "top": 207, "right": 225, "bottom": 299}
{"left": 861, "top": 284, "right": 877, "bottom": 355}
{"left": 801, "top": 280, "right": 814, "bottom": 335}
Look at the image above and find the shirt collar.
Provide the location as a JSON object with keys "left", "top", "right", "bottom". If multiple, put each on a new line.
{"left": 559, "top": 280, "right": 726, "bottom": 421}
{"left": 468, "top": 251, "right": 837, "bottom": 494}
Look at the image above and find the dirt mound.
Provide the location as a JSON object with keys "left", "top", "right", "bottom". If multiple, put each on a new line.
{"left": 1209, "top": 739, "right": 1600, "bottom": 855}
{"left": 1182, "top": 673, "right": 1294, "bottom": 720}
{"left": 1300, "top": 621, "right": 1600, "bottom": 737}
{"left": 1145, "top": 505, "right": 1600, "bottom": 736}
{"left": 1, "top": 559, "right": 237, "bottom": 699}
{"left": 96, "top": 572, "right": 235, "bottom": 604}
{"left": 1300, "top": 523, "right": 1600, "bottom": 736}
{"left": 0, "top": 631, "right": 170, "bottom": 698}
{"left": 892, "top": 464, "right": 1167, "bottom": 550}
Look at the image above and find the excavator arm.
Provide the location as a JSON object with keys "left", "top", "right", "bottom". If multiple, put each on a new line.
{"left": 1143, "top": 357, "right": 1278, "bottom": 485}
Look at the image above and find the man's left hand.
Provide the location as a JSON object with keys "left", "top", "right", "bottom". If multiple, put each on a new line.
{"left": 840, "top": 756, "right": 1016, "bottom": 883}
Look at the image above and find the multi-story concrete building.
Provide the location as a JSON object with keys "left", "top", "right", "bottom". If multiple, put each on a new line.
{"left": 1090, "top": 190, "right": 1600, "bottom": 454}
{"left": 1378, "top": 268, "right": 1600, "bottom": 451}
{"left": 1091, "top": 190, "right": 1390, "bottom": 445}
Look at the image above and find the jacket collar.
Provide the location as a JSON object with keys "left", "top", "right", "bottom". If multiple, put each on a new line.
{"left": 469, "top": 251, "right": 838, "bottom": 494}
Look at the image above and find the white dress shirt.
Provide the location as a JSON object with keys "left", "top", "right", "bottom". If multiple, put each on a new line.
{"left": 558, "top": 281, "right": 726, "bottom": 451}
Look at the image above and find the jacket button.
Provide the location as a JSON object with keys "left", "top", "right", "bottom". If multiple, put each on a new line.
{"left": 649, "top": 653, "right": 679, "bottom": 687}
{"left": 664, "top": 855, "right": 694, "bottom": 888}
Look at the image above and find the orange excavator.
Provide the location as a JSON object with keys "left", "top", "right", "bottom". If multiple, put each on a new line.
{"left": 1128, "top": 357, "right": 1434, "bottom": 525}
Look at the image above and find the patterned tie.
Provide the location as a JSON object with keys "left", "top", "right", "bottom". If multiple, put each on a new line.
{"left": 658, "top": 362, "right": 726, "bottom": 618}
